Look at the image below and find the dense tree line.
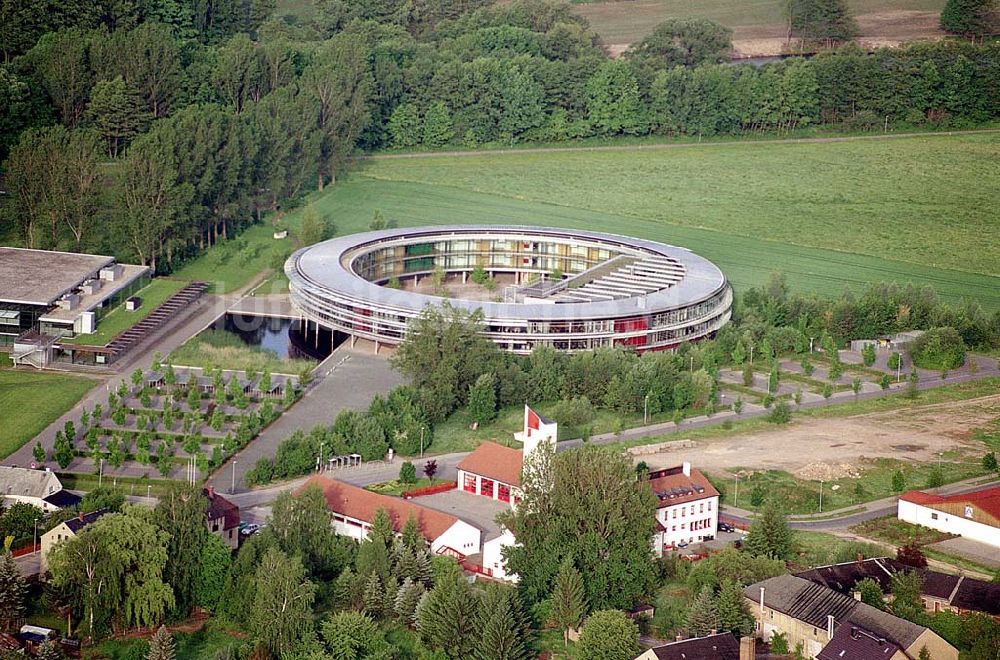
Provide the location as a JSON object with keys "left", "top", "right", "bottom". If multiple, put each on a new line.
{"left": 2, "top": 0, "right": 999, "bottom": 272}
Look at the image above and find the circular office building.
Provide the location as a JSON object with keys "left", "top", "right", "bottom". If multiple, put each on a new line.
{"left": 286, "top": 226, "right": 732, "bottom": 354}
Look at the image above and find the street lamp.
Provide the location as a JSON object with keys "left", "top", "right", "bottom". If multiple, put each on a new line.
{"left": 98, "top": 458, "right": 104, "bottom": 487}
{"left": 147, "top": 484, "right": 151, "bottom": 499}
{"left": 319, "top": 442, "right": 325, "bottom": 472}
{"left": 819, "top": 480, "right": 825, "bottom": 513}
{"left": 420, "top": 426, "right": 425, "bottom": 458}
{"left": 231, "top": 459, "right": 238, "bottom": 494}
{"left": 33, "top": 518, "right": 40, "bottom": 554}
{"left": 643, "top": 393, "right": 650, "bottom": 425}
{"left": 734, "top": 474, "right": 739, "bottom": 507}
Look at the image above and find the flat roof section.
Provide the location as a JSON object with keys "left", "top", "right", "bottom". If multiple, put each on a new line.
{"left": 0, "top": 247, "right": 114, "bottom": 306}
{"left": 38, "top": 264, "right": 150, "bottom": 324}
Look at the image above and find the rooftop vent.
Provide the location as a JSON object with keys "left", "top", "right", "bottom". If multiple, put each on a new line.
{"left": 100, "top": 263, "right": 124, "bottom": 281}
{"left": 57, "top": 294, "right": 79, "bottom": 311}
{"left": 81, "top": 279, "right": 102, "bottom": 295}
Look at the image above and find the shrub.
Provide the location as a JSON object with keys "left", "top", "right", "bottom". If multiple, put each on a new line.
{"left": 768, "top": 400, "right": 791, "bottom": 424}
{"left": 908, "top": 327, "right": 966, "bottom": 370}
{"left": 399, "top": 461, "right": 417, "bottom": 484}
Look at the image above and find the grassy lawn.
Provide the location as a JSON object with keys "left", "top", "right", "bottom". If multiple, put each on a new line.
{"left": 850, "top": 516, "right": 956, "bottom": 546}
{"left": 0, "top": 367, "right": 98, "bottom": 459}
{"left": 61, "top": 278, "right": 187, "bottom": 346}
{"left": 791, "top": 531, "right": 888, "bottom": 570}
{"left": 573, "top": 0, "right": 946, "bottom": 44}
{"left": 169, "top": 329, "right": 314, "bottom": 376}
{"left": 87, "top": 621, "right": 245, "bottom": 660}
{"left": 170, "top": 222, "right": 295, "bottom": 294}
{"left": 56, "top": 471, "right": 186, "bottom": 498}
{"left": 305, "top": 133, "right": 1000, "bottom": 309}
{"left": 365, "top": 477, "right": 452, "bottom": 497}
{"left": 710, "top": 456, "right": 987, "bottom": 516}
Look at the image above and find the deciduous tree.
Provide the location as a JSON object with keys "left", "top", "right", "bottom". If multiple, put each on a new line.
{"left": 250, "top": 548, "right": 315, "bottom": 657}
{"left": 577, "top": 609, "right": 639, "bottom": 660}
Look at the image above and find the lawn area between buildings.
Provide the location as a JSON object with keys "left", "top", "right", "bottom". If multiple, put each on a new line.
{"left": 55, "top": 472, "right": 186, "bottom": 498}
{"left": 0, "top": 366, "right": 98, "bottom": 459}
{"left": 61, "top": 278, "right": 187, "bottom": 346}
{"left": 850, "top": 516, "right": 957, "bottom": 547}
{"left": 365, "top": 477, "right": 452, "bottom": 497}
{"left": 168, "top": 329, "right": 314, "bottom": 377}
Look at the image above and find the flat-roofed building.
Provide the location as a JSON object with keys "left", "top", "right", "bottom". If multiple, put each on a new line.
{"left": 0, "top": 247, "right": 148, "bottom": 364}
{"left": 898, "top": 486, "right": 1000, "bottom": 549}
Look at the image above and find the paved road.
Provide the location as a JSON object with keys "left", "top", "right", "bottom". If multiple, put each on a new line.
{"left": 206, "top": 346, "right": 404, "bottom": 492}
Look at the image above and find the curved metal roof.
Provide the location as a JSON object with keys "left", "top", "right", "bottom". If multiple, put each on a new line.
{"left": 287, "top": 225, "right": 728, "bottom": 320}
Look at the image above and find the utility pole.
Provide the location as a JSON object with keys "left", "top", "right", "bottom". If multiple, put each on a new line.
{"left": 750, "top": 345, "right": 754, "bottom": 365}
{"left": 734, "top": 474, "right": 739, "bottom": 506}
{"left": 819, "top": 480, "right": 824, "bottom": 513}
{"left": 231, "top": 460, "right": 238, "bottom": 494}
{"left": 644, "top": 393, "right": 649, "bottom": 424}
{"left": 420, "top": 426, "right": 425, "bottom": 458}
{"left": 33, "top": 518, "right": 39, "bottom": 553}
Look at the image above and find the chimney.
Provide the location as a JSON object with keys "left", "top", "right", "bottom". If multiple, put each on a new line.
{"left": 206, "top": 486, "right": 215, "bottom": 498}
{"left": 739, "top": 636, "right": 756, "bottom": 660}
{"left": 759, "top": 586, "right": 765, "bottom": 614}
{"left": 78, "top": 512, "right": 84, "bottom": 522}
{"left": 853, "top": 591, "right": 862, "bottom": 601}
{"left": 856, "top": 552, "right": 864, "bottom": 565}
{"left": 709, "top": 629, "right": 717, "bottom": 636}
{"left": 675, "top": 635, "right": 684, "bottom": 642}
{"left": 682, "top": 461, "right": 691, "bottom": 477}
{"left": 827, "top": 614, "right": 835, "bottom": 640}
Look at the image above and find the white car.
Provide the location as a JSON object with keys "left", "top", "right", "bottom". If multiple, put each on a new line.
{"left": 240, "top": 523, "right": 260, "bottom": 536}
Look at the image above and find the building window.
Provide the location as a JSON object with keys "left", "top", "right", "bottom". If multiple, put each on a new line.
{"left": 708, "top": 501, "right": 712, "bottom": 510}
{"left": 930, "top": 513, "right": 938, "bottom": 520}
{"left": 700, "top": 503, "right": 704, "bottom": 513}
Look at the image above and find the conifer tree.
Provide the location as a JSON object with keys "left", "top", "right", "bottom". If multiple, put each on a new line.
{"left": 715, "top": 580, "right": 754, "bottom": 636}
{"left": 550, "top": 557, "right": 586, "bottom": 644}
{"left": 356, "top": 509, "right": 392, "bottom": 586}
{"left": 416, "top": 570, "right": 479, "bottom": 658}
{"left": 394, "top": 577, "right": 426, "bottom": 627}
{"left": 742, "top": 499, "right": 793, "bottom": 560}
{"left": 940, "top": 0, "right": 997, "bottom": 38}
{"left": 0, "top": 552, "right": 27, "bottom": 631}
{"left": 362, "top": 570, "right": 386, "bottom": 619}
{"left": 474, "top": 584, "right": 533, "bottom": 660}
{"left": 686, "top": 586, "right": 720, "bottom": 637}
{"left": 147, "top": 626, "right": 176, "bottom": 660}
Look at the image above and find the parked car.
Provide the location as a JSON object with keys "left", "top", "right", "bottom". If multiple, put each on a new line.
{"left": 702, "top": 534, "right": 715, "bottom": 542}
{"left": 718, "top": 522, "right": 735, "bottom": 533}
{"left": 676, "top": 540, "right": 689, "bottom": 548}
{"left": 240, "top": 523, "right": 260, "bottom": 536}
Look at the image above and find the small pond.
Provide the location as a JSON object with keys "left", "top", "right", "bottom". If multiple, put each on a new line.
{"left": 206, "top": 313, "right": 340, "bottom": 361}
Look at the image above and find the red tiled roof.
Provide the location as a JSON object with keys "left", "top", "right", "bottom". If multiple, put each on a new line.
{"left": 203, "top": 488, "right": 240, "bottom": 530}
{"left": 300, "top": 475, "right": 463, "bottom": 542}
{"left": 899, "top": 490, "right": 944, "bottom": 506}
{"left": 901, "top": 486, "right": 1000, "bottom": 523}
{"left": 647, "top": 466, "right": 719, "bottom": 508}
{"left": 456, "top": 441, "right": 523, "bottom": 487}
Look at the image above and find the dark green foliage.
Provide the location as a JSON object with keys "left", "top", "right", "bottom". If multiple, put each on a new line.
{"left": 80, "top": 487, "right": 125, "bottom": 513}
{"left": 399, "top": 461, "right": 417, "bottom": 484}
{"left": 855, "top": 577, "right": 885, "bottom": 609}
{"left": 550, "top": 557, "right": 586, "bottom": 644}
{"left": 768, "top": 400, "right": 792, "bottom": 424}
{"left": 940, "top": 0, "right": 998, "bottom": 37}
{"left": 925, "top": 466, "right": 945, "bottom": 488}
{"left": 416, "top": 568, "right": 480, "bottom": 658}
{"left": 250, "top": 548, "right": 315, "bottom": 658}
{"left": 629, "top": 18, "right": 732, "bottom": 68}
{"left": 154, "top": 485, "right": 210, "bottom": 616}
{"left": 742, "top": 499, "right": 793, "bottom": 560}
{"left": 320, "top": 611, "right": 394, "bottom": 659}
{"left": 577, "top": 609, "right": 639, "bottom": 660}
{"left": 686, "top": 586, "right": 720, "bottom": 637}
{"left": 983, "top": 452, "right": 998, "bottom": 472}
{"left": 473, "top": 584, "right": 533, "bottom": 660}
{"left": 468, "top": 372, "right": 498, "bottom": 424}
{"left": 499, "top": 445, "right": 657, "bottom": 611}
{"left": 889, "top": 571, "right": 925, "bottom": 622}
{"left": 194, "top": 534, "right": 232, "bottom": 612}
{"left": 715, "top": 579, "right": 755, "bottom": 637}
{"left": 908, "top": 327, "right": 967, "bottom": 370}
{"left": 0, "top": 551, "right": 27, "bottom": 631}
{"left": 892, "top": 470, "right": 906, "bottom": 492}
{"left": 787, "top": 0, "right": 859, "bottom": 41}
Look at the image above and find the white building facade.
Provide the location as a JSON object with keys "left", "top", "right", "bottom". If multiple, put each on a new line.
{"left": 649, "top": 463, "right": 720, "bottom": 555}
{"left": 898, "top": 489, "right": 1000, "bottom": 549}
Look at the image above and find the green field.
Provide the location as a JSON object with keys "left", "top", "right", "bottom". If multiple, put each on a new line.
{"left": 0, "top": 367, "right": 97, "bottom": 458}
{"left": 573, "top": 0, "right": 946, "bottom": 44}
{"left": 170, "top": 222, "right": 293, "bottom": 294}
{"left": 169, "top": 329, "right": 315, "bottom": 376}
{"left": 276, "top": 133, "right": 1000, "bottom": 309}
{"left": 60, "top": 278, "right": 187, "bottom": 346}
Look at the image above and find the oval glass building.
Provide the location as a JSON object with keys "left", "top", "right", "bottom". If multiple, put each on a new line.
{"left": 285, "top": 226, "right": 732, "bottom": 354}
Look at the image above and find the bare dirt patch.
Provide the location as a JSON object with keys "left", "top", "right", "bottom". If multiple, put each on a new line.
{"left": 643, "top": 395, "right": 1000, "bottom": 478}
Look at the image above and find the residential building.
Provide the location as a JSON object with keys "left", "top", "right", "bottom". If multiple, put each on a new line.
{"left": 796, "top": 557, "right": 1000, "bottom": 620}
{"left": 203, "top": 487, "right": 240, "bottom": 549}
{"left": 816, "top": 624, "right": 908, "bottom": 660}
{"left": 898, "top": 486, "right": 1000, "bottom": 549}
{"left": 744, "top": 574, "right": 957, "bottom": 660}
{"left": 40, "top": 509, "right": 108, "bottom": 571}
{"left": 634, "top": 632, "right": 747, "bottom": 660}
{"left": 481, "top": 529, "right": 517, "bottom": 581}
{"left": 648, "top": 462, "right": 719, "bottom": 555}
{"left": 0, "top": 466, "right": 80, "bottom": 513}
{"left": 303, "top": 476, "right": 483, "bottom": 559}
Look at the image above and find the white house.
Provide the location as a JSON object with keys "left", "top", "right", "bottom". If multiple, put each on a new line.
{"left": 648, "top": 462, "right": 719, "bottom": 556}
{"left": 40, "top": 509, "right": 108, "bottom": 571}
{"left": 481, "top": 529, "right": 518, "bottom": 581}
{"left": 456, "top": 405, "right": 556, "bottom": 505}
{"left": 898, "top": 487, "right": 1000, "bottom": 549}
{"left": 303, "top": 475, "right": 483, "bottom": 559}
{"left": 0, "top": 466, "right": 80, "bottom": 513}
